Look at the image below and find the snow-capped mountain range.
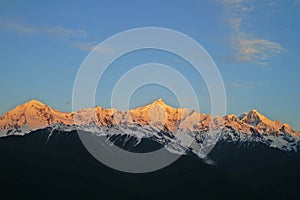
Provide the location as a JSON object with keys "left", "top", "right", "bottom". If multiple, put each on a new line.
{"left": 0, "top": 99, "right": 299, "bottom": 155}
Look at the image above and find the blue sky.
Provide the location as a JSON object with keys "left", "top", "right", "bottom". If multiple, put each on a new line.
{"left": 0, "top": 0, "right": 300, "bottom": 130}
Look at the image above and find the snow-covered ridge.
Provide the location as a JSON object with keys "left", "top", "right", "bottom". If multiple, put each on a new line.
{"left": 0, "top": 99, "right": 299, "bottom": 153}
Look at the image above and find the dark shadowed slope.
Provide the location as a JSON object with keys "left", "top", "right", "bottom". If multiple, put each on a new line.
{"left": 0, "top": 129, "right": 299, "bottom": 200}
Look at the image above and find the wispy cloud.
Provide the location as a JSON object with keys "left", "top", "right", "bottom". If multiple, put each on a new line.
{"left": 229, "top": 80, "right": 263, "bottom": 90}
{"left": 1, "top": 18, "right": 117, "bottom": 54}
{"left": 220, "top": 0, "right": 285, "bottom": 65}
{"left": 236, "top": 36, "right": 285, "bottom": 65}
{"left": 72, "top": 41, "right": 97, "bottom": 51}
{"left": 0, "top": 18, "right": 115, "bottom": 53}
{"left": 72, "top": 41, "right": 117, "bottom": 54}
{"left": 1, "top": 18, "right": 87, "bottom": 38}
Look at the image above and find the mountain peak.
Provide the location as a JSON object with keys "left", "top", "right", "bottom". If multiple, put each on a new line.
{"left": 241, "top": 109, "right": 276, "bottom": 128}
{"left": 149, "top": 98, "right": 174, "bottom": 109}
{"left": 1, "top": 100, "right": 299, "bottom": 140}
{"left": 249, "top": 109, "right": 260, "bottom": 115}
{"left": 130, "top": 98, "right": 170, "bottom": 112}
{"left": 152, "top": 98, "right": 167, "bottom": 105}
{"left": 248, "top": 109, "right": 268, "bottom": 119}
{"left": 24, "top": 99, "right": 46, "bottom": 107}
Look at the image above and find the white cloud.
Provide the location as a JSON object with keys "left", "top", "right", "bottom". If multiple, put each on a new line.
{"left": 72, "top": 42, "right": 117, "bottom": 54}
{"left": 220, "top": 0, "right": 285, "bottom": 65}
{"left": 236, "top": 36, "right": 285, "bottom": 64}
{"left": 230, "top": 81, "right": 255, "bottom": 90}
{"left": 72, "top": 41, "right": 97, "bottom": 51}
{"left": 1, "top": 19, "right": 87, "bottom": 38}
{"left": 5, "top": 21, "right": 37, "bottom": 33}
{"left": 45, "top": 26, "right": 86, "bottom": 38}
{"left": 1, "top": 18, "right": 117, "bottom": 54}
{"left": 229, "top": 80, "right": 264, "bottom": 90}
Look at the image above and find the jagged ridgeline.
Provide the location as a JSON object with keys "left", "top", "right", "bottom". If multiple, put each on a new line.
{"left": 1, "top": 99, "right": 300, "bottom": 200}
{"left": 0, "top": 99, "right": 299, "bottom": 156}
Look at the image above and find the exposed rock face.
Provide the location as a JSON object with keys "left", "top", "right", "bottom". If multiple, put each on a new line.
{"left": 0, "top": 99, "right": 299, "bottom": 139}
{"left": 0, "top": 100, "right": 74, "bottom": 133}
